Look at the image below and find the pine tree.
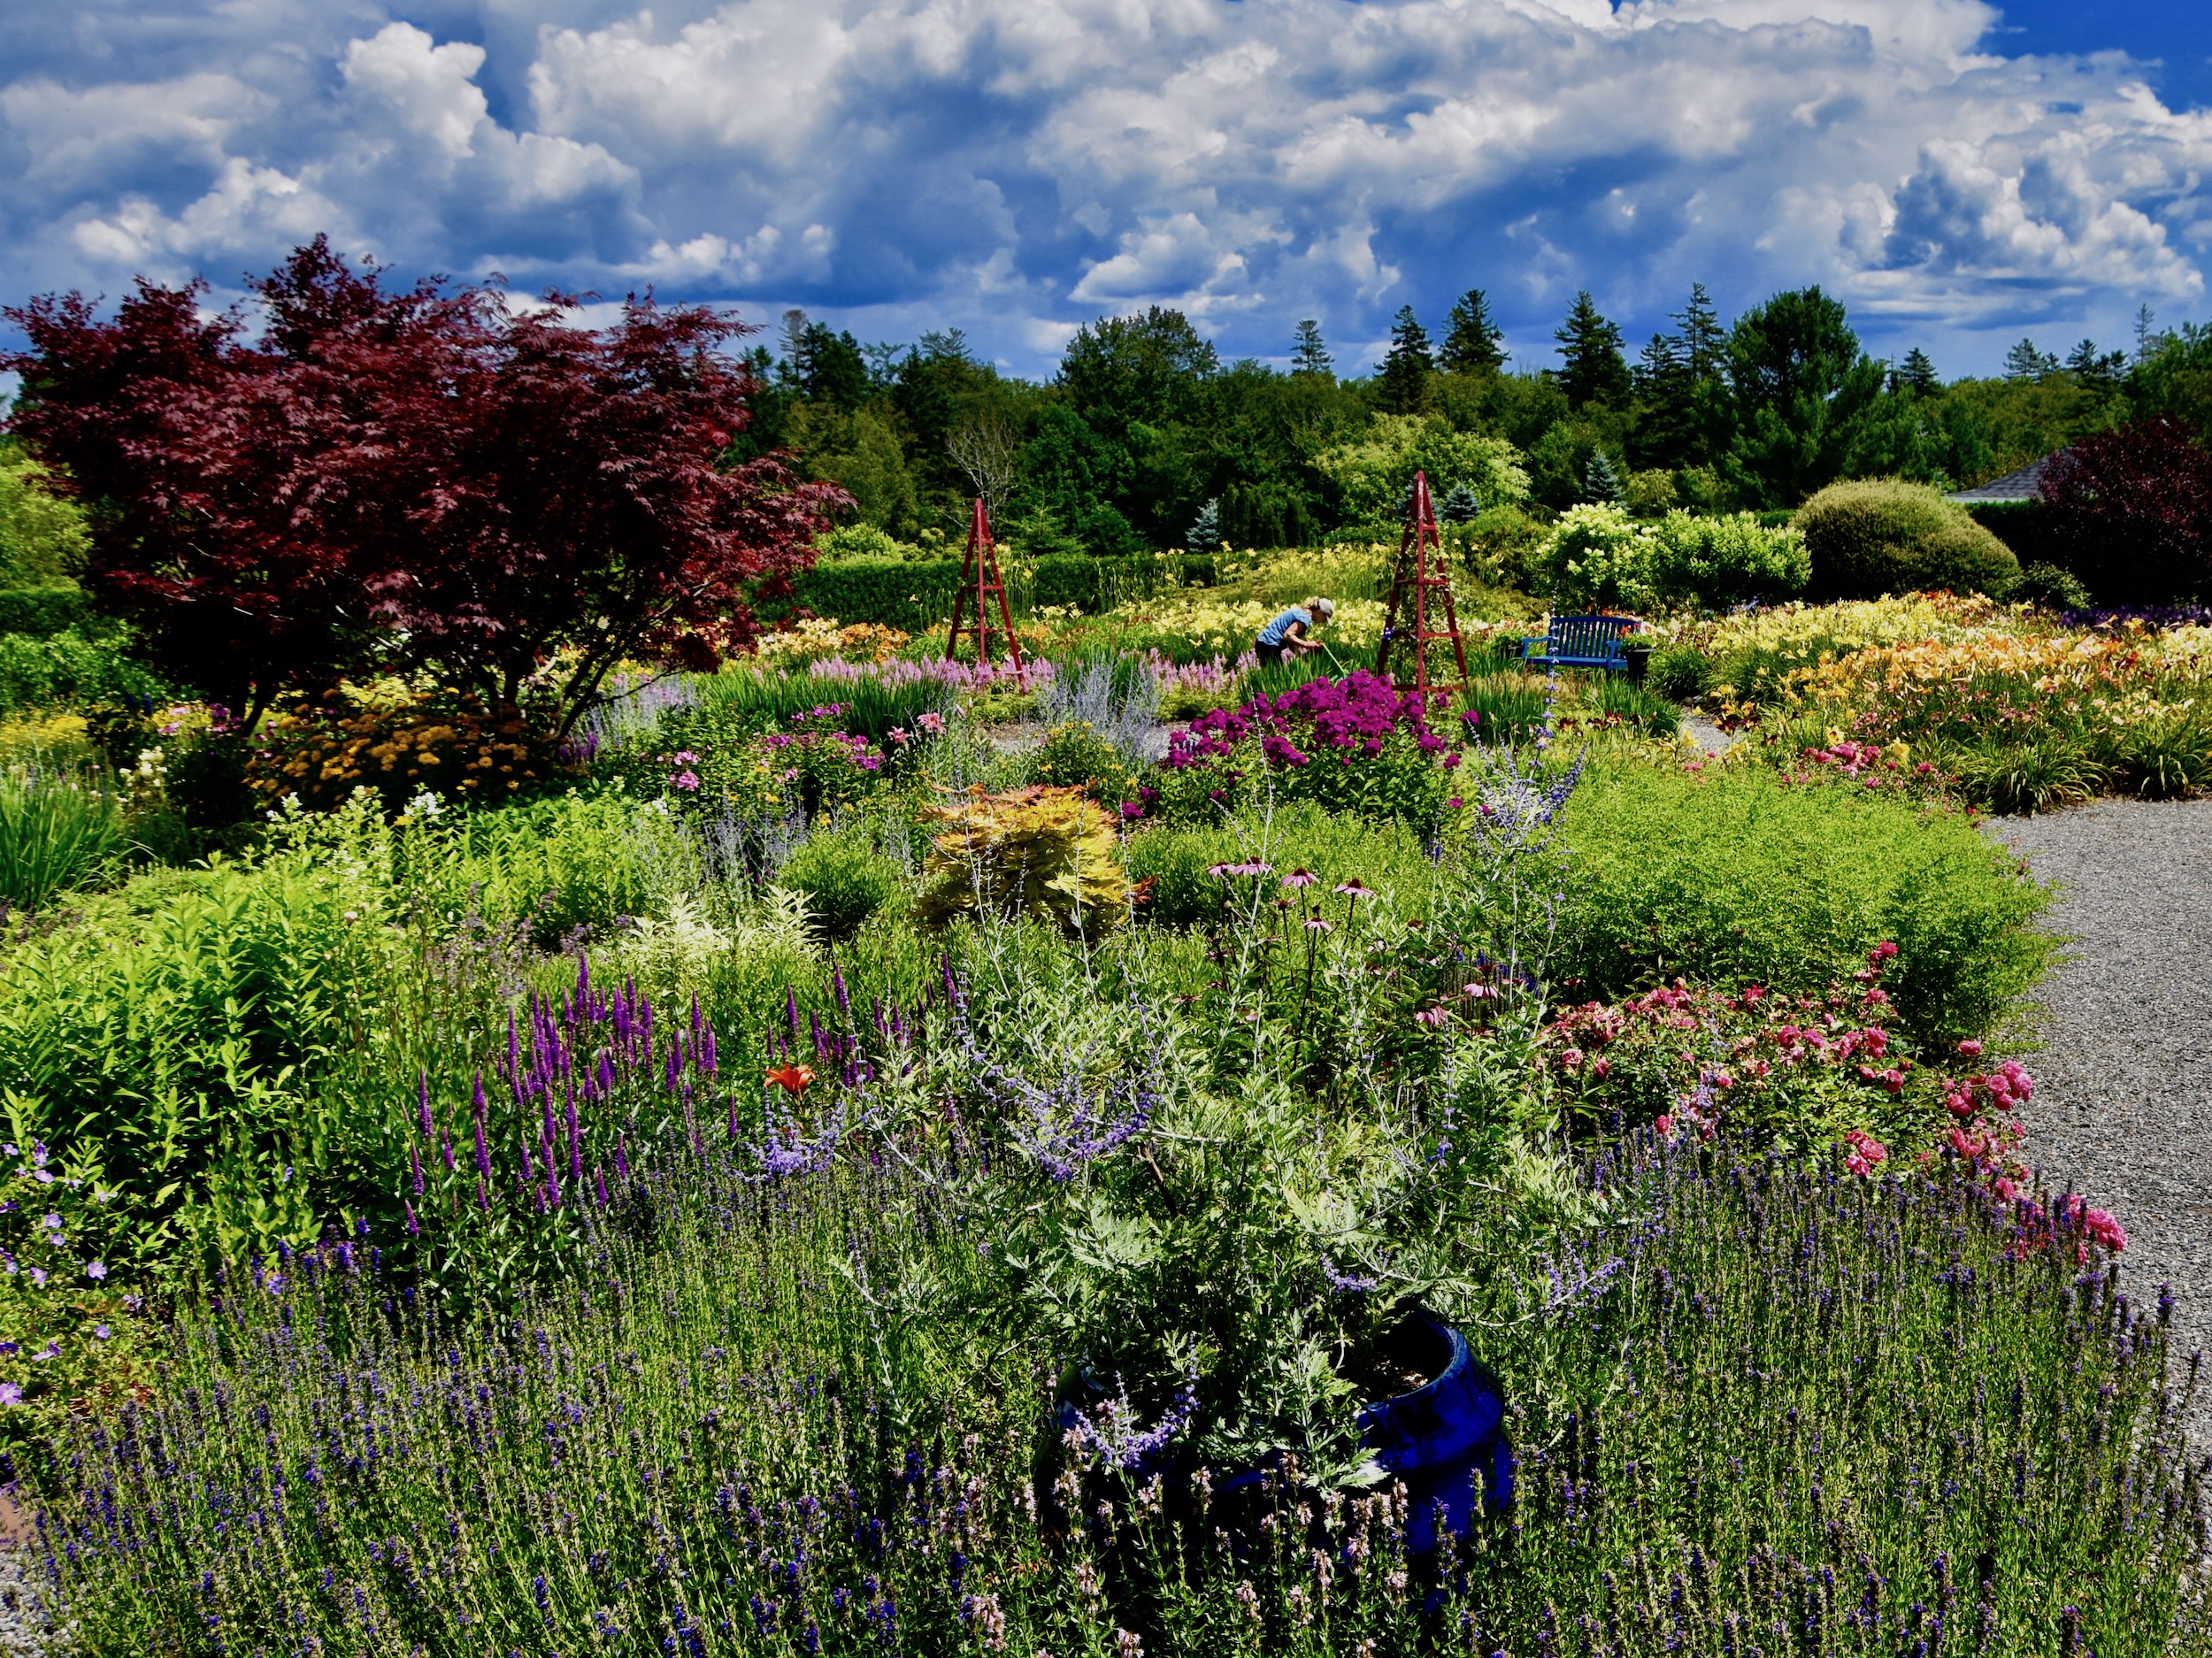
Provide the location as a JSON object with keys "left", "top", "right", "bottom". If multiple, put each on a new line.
{"left": 1378, "top": 305, "right": 1434, "bottom": 414}
{"left": 1672, "top": 282, "right": 1725, "bottom": 381}
{"left": 1440, "top": 288, "right": 1505, "bottom": 376}
{"left": 1291, "top": 319, "right": 1333, "bottom": 378}
{"left": 1893, "top": 347, "right": 1939, "bottom": 397}
{"left": 2003, "top": 338, "right": 2059, "bottom": 382}
{"left": 1583, "top": 449, "right": 1625, "bottom": 504}
{"left": 2066, "top": 339, "right": 2127, "bottom": 390}
{"left": 1554, "top": 292, "right": 1631, "bottom": 409}
{"left": 1186, "top": 498, "right": 1223, "bottom": 556}
{"left": 1437, "top": 482, "right": 1481, "bottom": 523}
{"left": 2135, "top": 304, "right": 2160, "bottom": 362}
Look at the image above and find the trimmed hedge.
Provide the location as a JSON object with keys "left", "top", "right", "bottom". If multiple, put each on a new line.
{"left": 780, "top": 553, "right": 1218, "bottom": 630}
{"left": 1797, "top": 478, "right": 2019, "bottom": 599}
{"left": 0, "top": 587, "right": 90, "bottom": 638}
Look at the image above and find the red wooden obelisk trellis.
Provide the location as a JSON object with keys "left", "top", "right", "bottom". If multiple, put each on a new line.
{"left": 1375, "top": 470, "right": 1470, "bottom": 700}
{"left": 945, "top": 495, "right": 1026, "bottom": 688}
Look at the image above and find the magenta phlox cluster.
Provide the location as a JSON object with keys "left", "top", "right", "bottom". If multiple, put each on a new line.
{"left": 1165, "top": 672, "right": 1435, "bottom": 773}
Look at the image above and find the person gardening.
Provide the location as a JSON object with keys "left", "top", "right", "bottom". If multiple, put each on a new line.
{"left": 1256, "top": 596, "right": 1334, "bottom": 668}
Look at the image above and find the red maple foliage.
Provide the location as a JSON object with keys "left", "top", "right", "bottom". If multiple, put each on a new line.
{"left": 4, "top": 239, "right": 841, "bottom": 732}
{"left": 2039, "top": 416, "right": 2212, "bottom": 605}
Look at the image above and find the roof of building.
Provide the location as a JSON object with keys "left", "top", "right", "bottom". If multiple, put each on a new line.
{"left": 1947, "top": 455, "right": 2055, "bottom": 503}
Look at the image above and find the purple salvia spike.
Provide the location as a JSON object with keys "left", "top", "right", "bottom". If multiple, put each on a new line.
{"left": 691, "top": 994, "right": 703, "bottom": 1046}
{"left": 577, "top": 949, "right": 590, "bottom": 997}
{"left": 664, "top": 1040, "right": 680, "bottom": 1094}
{"left": 410, "top": 1141, "right": 425, "bottom": 1197}
{"left": 518, "top": 1139, "right": 534, "bottom": 1183}
{"left": 419, "top": 1071, "right": 434, "bottom": 1139}
{"left": 701, "top": 1023, "right": 717, "bottom": 1076}
{"left": 598, "top": 1052, "right": 615, "bottom": 1095}
{"left": 787, "top": 987, "right": 801, "bottom": 1038}
{"left": 472, "top": 1114, "right": 492, "bottom": 1183}
{"left": 595, "top": 1165, "right": 609, "bottom": 1207}
{"left": 545, "top": 1155, "right": 559, "bottom": 1211}
{"left": 615, "top": 1136, "right": 630, "bottom": 1182}
{"left": 441, "top": 1130, "right": 456, "bottom": 1173}
{"left": 404, "top": 1201, "right": 420, "bottom": 1239}
{"left": 941, "top": 953, "right": 957, "bottom": 1006}
{"left": 477, "top": 1176, "right": 490, "bottom": 1214}
{"left": 727, "top": 1101, "right": 741, "bottom": 1140}
{"left": 472, "top": 1070, "right": 488, "bottom": 1117}
{"left": 832, "top": 962, "right": 850, "bottom": 1017}
{"left": 641, "top": 999, "right": 654, "bottom": 1048}
{"left": 872, "top": 996, "right": 886, "bottom": 1038}
{"left": 810, "top": 1011, "right": 826, "bottom": 1059}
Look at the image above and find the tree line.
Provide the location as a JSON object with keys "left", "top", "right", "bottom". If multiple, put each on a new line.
{"left": 753, "top": 286, "right": 2212, "bottom": 554}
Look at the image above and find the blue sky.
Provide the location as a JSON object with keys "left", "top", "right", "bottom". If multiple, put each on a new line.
{"left": 2, "top": 0, "right": 2209, "bottom": 386}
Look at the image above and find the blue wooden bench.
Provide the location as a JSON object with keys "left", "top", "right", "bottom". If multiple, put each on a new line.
{"left": 1520, "top": 613, "right": 1640, "bottom": 672}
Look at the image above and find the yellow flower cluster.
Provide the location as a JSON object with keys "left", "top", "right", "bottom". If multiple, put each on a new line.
{"left": 1770, "top": 615, "right": 2212, "bottom": 749}
{"left": 755, "top": 618, "right": 911, "bottom": 666}
{"left": 1701, "top": 592, "right": 2005, "bottom": 662}
{"left": 1105, "top": 593, "right": 1390, "bottom": 653}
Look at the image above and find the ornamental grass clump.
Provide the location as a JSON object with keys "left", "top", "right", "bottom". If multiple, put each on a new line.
{"left": 914, "top": 785, "right": 1129, "bottom": 938}
{"left": 0, "top": 763, "right": 123, "bottom": 909}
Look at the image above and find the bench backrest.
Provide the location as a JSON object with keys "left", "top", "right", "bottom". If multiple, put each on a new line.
{"left": 1548, "top": 613, "right": 1637, "bottom": 659}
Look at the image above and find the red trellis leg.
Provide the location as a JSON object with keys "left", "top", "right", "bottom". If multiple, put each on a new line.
{"left": 1375, "top": 471, "right": 1469, "bottom": 703}
{"left": 944, "top": 496, "right": 1026, "bottom": 691}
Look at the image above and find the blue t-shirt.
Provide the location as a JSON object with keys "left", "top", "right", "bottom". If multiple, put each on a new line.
{"left": 1257, "top": 605, "right": 1314, "bottom": 647}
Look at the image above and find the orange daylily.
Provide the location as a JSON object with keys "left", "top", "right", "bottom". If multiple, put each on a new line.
{"left": 765, "top": 1064, "right": 817, "bottom": 1095}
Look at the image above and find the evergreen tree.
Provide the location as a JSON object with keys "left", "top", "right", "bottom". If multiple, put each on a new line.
{"left": 1186, "top": 497, "right": 1223, "bottom": 556}
{"left": 1437, "top": 482, "right": 1481, "bottom": 523}
{"left": 1378, "top": 305, "right": 1434, "bottom": 413}
{"left": 1724, "top": 286, "right": 1885, "bottom": 505}
{"left": 2003, "top": 338, "right": 2060, "bottom": 382}
{"left": 1582, "top": 449, "right": 1625, "bottom": 504}
{"left": 1440, "top": 288, "right": 1506, "bottom": 376}
{"left": 1672, "top": 282, "right": 1726, "bottom": 380}
{"left": 2066, "top": 339, "right": 2128, "bottom": 391}
{"left": 1291, "top": 319, "right": 1333, "bottom": 378}
{"left": 1893, "top": 348, "right": 1939, "bottom": 397}
{"left": 1554, "top": 292, "right": 1631, "bottom": 409}
{"left": 2135, "top": 304, "right": 2161, "bottom": 363}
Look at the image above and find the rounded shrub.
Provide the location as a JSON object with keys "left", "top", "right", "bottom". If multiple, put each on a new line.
{"left": 777, "top": 821, "right": 905, "bottom": 941}
{"left": 1548, "top": 761, "right": 2051, "bottom": 1049}
{"left": 1795, "top": 478, "right": 2020, "bottom": 599}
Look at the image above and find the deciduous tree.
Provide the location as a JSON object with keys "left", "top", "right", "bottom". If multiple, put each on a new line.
{"left": 4, "top": 238, "right": 840, "bottom": 733}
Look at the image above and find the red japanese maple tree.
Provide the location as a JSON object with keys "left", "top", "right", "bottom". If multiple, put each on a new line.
{"left": 4, "top": 238, "right": 839, "bottom": 732}
{"left": 2039, "top": 417, "right": 2212, "bottom": 606}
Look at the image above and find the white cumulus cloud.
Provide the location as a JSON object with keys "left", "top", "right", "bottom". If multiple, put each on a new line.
{"left": 0, "top": 0, "right": 2204, "bottom": 375}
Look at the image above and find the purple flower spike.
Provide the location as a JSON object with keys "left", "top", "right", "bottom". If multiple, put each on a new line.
{"left": 404, "top": 1201, "right": 420, "bottom": 1239}
{"left": 419, "top": 1070, "right": 434, "bottom": 1139}
{"left": 410, "top": 1142, "right": 425, "bottom": 1197}
{"left": 787, "top": 987, "right": 803, "bottom": 1038}
{"left": 701, "top": 1023, "right": 718, "bottom": 1076}
{"left": 833, "top": 963, "right": 850, "bottom": 1017}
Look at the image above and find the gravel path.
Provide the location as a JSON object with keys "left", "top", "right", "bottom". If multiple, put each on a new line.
{"left": 1986, "top": 797, "right": 2212, "bottom": 1447}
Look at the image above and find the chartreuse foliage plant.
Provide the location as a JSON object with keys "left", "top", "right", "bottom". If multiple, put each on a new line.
{"left": 1548, "top": 759, "right": 2050, "bottom": 1049}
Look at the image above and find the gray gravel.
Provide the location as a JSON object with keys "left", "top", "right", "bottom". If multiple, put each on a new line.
{"left": 0, "top": 1549, "right": 65, "bottom": 1656}
{"left": 1985, "top": 796, "right": 2212, "bottom": 1448}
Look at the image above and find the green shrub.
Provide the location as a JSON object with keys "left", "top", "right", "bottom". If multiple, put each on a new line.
{"left": 0, "top": 627, "right": 169, "bottom": 716}
{"left": 1643, "top": 510, "right": 1809, "bottom": 606}
{"left": 1529, "top": 504, "right": 1652, "bottom": 610}
{"left": 1796, "top": 477, "right": 2021, "bottom": 599}
{"left": 0, "top": 768, "right": 124, "bottom": 910}
{"left": 0, "top": 587, "right": 90, "bottom": 638}
{"left": 783, "top": 552, "right": 1219, "bottom": 631}
{"left": 2008, "top": 560, "right": 2094, "bottom": 611}
{"left": 1549, "top": 761, "right": 2051, "bottom": 1048}
{"left": 1031, "top": 718, "right": 1137, "bottom": 804}
{"left": 1646, "top": 643, "right": 1717, "bottom": 702}
{"left": 778, "top": 820, "right": 906, "bottom": 941}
